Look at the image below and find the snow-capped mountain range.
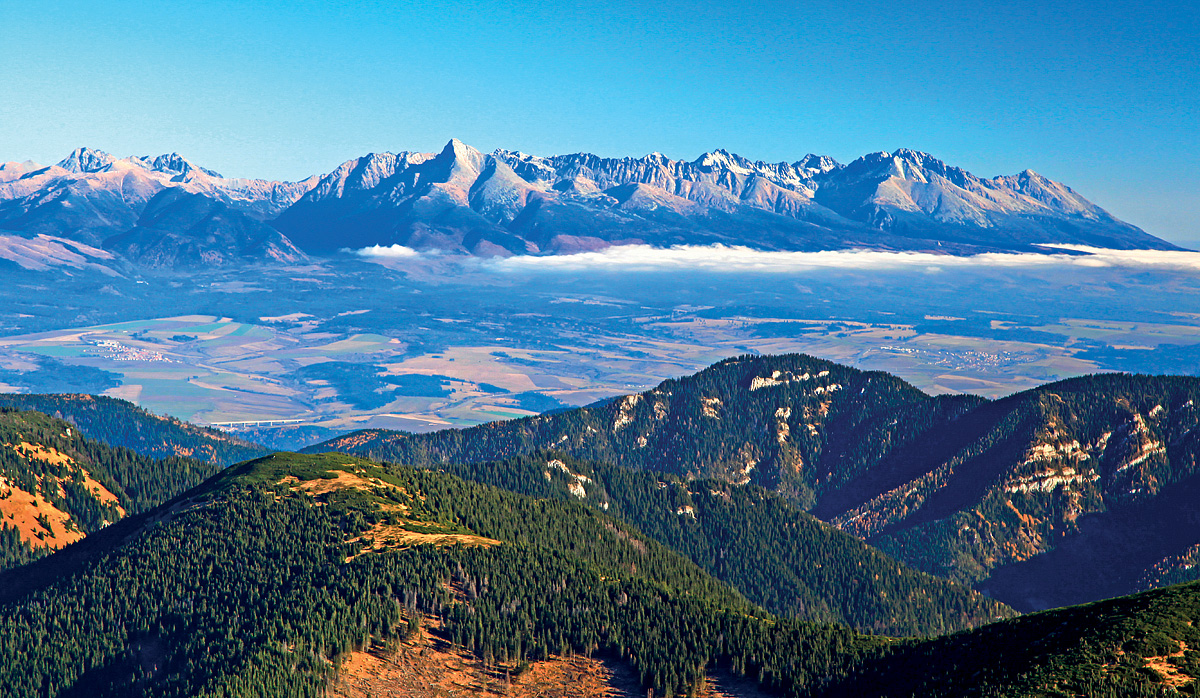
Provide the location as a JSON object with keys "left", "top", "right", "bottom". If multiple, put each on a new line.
{"left": 0, "top": 140, "right": 1176, "bottom": 270}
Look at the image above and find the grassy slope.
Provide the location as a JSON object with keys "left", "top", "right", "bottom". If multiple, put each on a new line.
{"left": 0, "top": 407, "right": 221, "bottom": 572}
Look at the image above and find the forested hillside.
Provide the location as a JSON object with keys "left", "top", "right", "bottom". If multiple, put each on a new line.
{"left": 311, "top": 353, "right": 974, "bottom": 506}
{"left": 0, "top": 393, "right": 267, "bottom": 465}
{"left": 2, "top": 451, "right": 1197, "bottom": 697}
{"left": 312, "top": 355, "right": 1200, "bottom": 611}
{"left": 0, "top": 407, "right": 221, "bottom": 572}
{"left": 828, "top": 579, "right": 1200, "bottom": 697}
{"left": 435, "top": 451, "right": 1012, "bottom": 636}
{"left": 822, "top": 373, "right": 1200, "bottom": 609}
{"left": 0, "top": 453, "right": 877, "bottom": 697}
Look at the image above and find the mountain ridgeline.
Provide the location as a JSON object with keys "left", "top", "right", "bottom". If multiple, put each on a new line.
{"left": 0, "top": 393, "right": 267, "bottom": 465}
{"left": 2, "top": 451, "right": 1198, "bottom": 697}
{"left": 0, "top": 141, "right": 1175, "bottom": 272}
{"left": 312, "top": 354, "right": 1200, "bottom": 612}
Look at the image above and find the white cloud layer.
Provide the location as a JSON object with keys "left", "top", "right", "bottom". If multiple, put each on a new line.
{"left": 349, "top": 244, "right": 421, "bottom": 258}
{"left": 480, "top": 244, "right": 1200, "bottom": 273}
{"left": 344, "top": 242, "right": 1200, "bottom": 274}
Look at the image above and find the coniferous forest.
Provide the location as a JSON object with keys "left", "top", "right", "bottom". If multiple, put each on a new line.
{"left": 2, "top": 449, "right": 1200, "bottom": 697}
{"left": 3, "top": 354, "right": 1200, "bottom": 696}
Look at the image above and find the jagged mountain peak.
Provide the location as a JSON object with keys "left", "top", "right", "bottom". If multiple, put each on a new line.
{"left": 1, "top": 147, "right": 321, "bottom": 255}
{"left": 891, "top": 147, "right": 939, "bottom": 161}
{"left": 795, "top": 153, "right": 841, "bottom": 173}
{"left": 436, "top": 138, "right": 487, "bottom": 178}
{"left": 850, "top": 148, "right": 946, "bottom": 170}
{"left": 56, "top": 147, "right": 118, "bottom": 174}
{"left": 443, "top": 137, "right": 477, "bottom": 153}
{"left": 832, "top": 148, "right": 975, "bottom": 189}
{"left": 54, "top": 148, "right": 224, "bottom": 181}
{"left": 136, "top": 152, "right": 224, "bottom": 179}
{"left": 693, "top": 148, "right": 757, "bottom": 174}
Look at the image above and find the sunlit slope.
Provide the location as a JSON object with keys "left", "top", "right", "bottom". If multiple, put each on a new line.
{"left": 0, "top": 406, "right": 221, "bottom": 571}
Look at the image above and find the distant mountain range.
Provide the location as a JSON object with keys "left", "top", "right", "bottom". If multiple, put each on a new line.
{"left": 0, "top": 141, "right": 1176, "bottom": 269}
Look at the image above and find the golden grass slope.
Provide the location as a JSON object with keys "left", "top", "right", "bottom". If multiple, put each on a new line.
{"left": 0, "top": 441, "right": 124, "bottom": 550}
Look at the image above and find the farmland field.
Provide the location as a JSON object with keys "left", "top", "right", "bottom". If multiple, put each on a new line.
{"left": 0, "top": 256, "right": 1197, "bottom": 435}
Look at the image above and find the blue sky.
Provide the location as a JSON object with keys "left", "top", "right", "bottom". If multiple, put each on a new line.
{"left": 2, "top": 0, "right": 1196, "bottom": 244}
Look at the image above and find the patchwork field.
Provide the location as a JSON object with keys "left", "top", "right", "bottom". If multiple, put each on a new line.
{"left": 0, "top": 308, "right": 1172, "bottom": 433}
{"left": 0, "top": 260, "right": 1197, "bottom": 436}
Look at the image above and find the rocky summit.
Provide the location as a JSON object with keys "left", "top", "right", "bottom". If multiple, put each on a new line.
{"left": 0, "top": 140, "right": 1176, "bottom": 270}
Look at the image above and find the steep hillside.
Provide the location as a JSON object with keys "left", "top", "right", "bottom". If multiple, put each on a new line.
{"left": 0, "top": 407, "right": 220, "bottom": 571}
{"left": 0, "top": 393, "right": 267, "bottom": 465}
{"left": 827, "top": 579, "right": 1200, "bottom": 697}
{"left": 0, "top": 452, "right": 875, "bottom": 697}
{"left": 313, "top": 355, "right": 1200, "bottom": 611}
{"left": 436, "top": 452, "right": 1012, "bottom": 636}
{"left": 2, "top": 450, "right": 1198, "bottom": 697}
{"left": 819, "top": 373, "right": 1200, "bottom": 609}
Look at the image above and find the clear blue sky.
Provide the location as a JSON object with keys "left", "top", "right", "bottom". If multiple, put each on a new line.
{"left": 2, "top": 0, "right": 1196, "bottom": 244}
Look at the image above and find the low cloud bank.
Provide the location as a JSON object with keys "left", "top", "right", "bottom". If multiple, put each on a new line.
{"left": 488, "top": 244, "right": 1200, "bottom": 273}
{"left": 348, "top": 244, "right": 421, "bottom": 258}
{"left": 347, "top": 242, "right": 1200, "bottom": 273}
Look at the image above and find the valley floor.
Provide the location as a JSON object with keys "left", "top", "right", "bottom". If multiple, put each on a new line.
{"left": 4, "top": 258, "right": 1200, "bottom": 443}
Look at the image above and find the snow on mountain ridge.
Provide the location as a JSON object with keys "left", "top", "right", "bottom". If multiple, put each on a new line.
{"left": 491, "top": 147, "right": 843, "bottom": 200}
{"left": 0, "top": 140, "right": 1179, "bottom": 265}
{"left": 812, "top": 147, "right": 1121, "bottom": 230}
{"left": 135, "top": 153, "right": 224, "bottom": 179}
{"left": 56, "top": 147, "right": 118, "bottom": 174}
{"left": 0, "top": 148, "right": 320, "bottom": 247}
